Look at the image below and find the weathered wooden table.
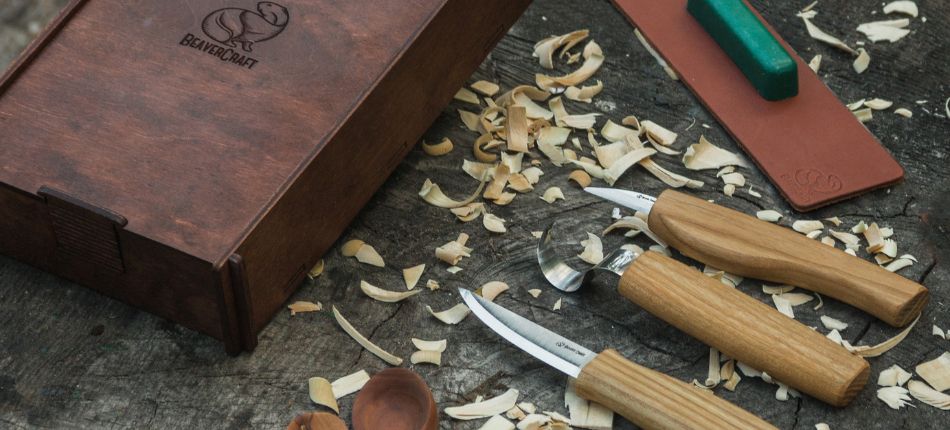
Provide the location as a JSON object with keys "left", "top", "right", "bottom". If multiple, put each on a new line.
{"left": 1, "top": 1, "right": 947, "bottom": 428}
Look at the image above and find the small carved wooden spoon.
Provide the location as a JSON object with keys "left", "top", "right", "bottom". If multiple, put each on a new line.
{"left": 352, "top": 368, "right": 438, "bottom": 430}
{"left": 286, "top": 412, "right": 347, "bottom": 430}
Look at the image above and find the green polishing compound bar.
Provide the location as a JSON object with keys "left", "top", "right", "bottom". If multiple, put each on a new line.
{"left": 687, "top": 0, "right": 798, "bottom": 101}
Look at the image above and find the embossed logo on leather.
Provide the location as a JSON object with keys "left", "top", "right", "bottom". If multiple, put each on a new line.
{"left": 781, "top": 169, "right": 843, "bottom": 200}
{"left": 179, "top": 2, "right": 290, "bottom": 70}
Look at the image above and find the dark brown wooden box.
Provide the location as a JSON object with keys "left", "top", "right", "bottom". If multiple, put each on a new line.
{"left": 0, "top": 0, "right": 530, "bottom": 354}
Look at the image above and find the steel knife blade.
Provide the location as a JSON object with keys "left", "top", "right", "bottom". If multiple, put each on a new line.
{"left": 584, "top": 187, "right": 656, "bottom": 214}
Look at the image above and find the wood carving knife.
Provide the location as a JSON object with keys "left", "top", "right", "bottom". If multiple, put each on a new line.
{"left": 585, "top": 187, "right": 928, "bottom": 327}
{"left": 459, "top": 288, "right": 778, "bottom": 430}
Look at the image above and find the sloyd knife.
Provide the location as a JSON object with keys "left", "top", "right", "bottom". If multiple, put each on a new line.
{"left": 459, "top": 288, "right": 777, "bottom": 430}
{"left": 585, "top": 187, "right": 928, "bottom": 327}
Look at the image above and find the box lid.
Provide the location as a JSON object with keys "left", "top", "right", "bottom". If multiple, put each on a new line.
{"left": 0, "top": 0, "right": 444, "bottom": 264}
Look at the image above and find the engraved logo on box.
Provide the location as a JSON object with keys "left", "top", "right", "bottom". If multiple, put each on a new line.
{"left": 179, "top": 2, "right": 289, "bottom": 70}
{"left": 781, "top": 168, "right": 843, "bottom": 201}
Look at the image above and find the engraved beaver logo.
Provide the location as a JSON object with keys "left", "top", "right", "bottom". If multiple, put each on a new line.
{"left": 201, "top": 2, "right": 289, "bottom": 52}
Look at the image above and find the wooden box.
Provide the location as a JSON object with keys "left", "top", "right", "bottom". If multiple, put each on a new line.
{"left": 0, "top": 0, "right": 530, "bottom": 354}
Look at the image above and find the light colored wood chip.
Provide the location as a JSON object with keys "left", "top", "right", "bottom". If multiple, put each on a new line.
{"left": 857, "top": 19, "right": 911, "bottom": 43}
{"left": 447, "top": 266, "right": 463, "bottom": 274}
{"left": 403, "top": 264, "right": 426, "bottom": 290}
{"left": 420, "top": 178, "right": 487, "bottom": 209}
{"left": 522, "top": 167, "right": 544, "bottom": 185}
{"left": 641, "top": 120, "right": 678, "bottom": 147}
{"left": 815, "top": 424, "right": 830, "bottom": 430}
{"left": 484, "top": 164, "right": 512, "bottom": 201}
{"left": 772, "top": 295, "right": 795, "bottom": 318}
{"left": 808, "top": 54, "right": 822, "bottom": 73}
{"left": 536, "top": 40, "right": 604, "bottom": 92}
{"left": 332, "top": 306, "right": 402, "bottom": 366}
{"left": 436, "top": 237, "right": 473, "bottom": 266}
{"left": 604, "top": 216, "right": 667, "bottom": 247}
{"left": 824, "top": 216, "right": 842, "bottom": 226}
{"left": 507, "top": 173, "right": 534, "bottom": 193}
{"left": 793, "top": 220, "right": 824, "bottom": 234}
{"left": 478, "top": 281, "right": 510, "bottom": 301}
{"left": 577, "top": 233, "right": 604, "bottom": 264}
{"left": 451, "top": 202, "right": 485, "bottom": 222}
{"left": 412, "top": 338, "right": 448, "bottom": 353}
{"left": 797, "top": 11, "right": 857, "bottom": 55}
{"left": 495, "top": 85, "right": 553, "bottom": 120}
{"left": 459, "top": 109, "right": 481, "bottom": 131}
{"left": 355, "top": 244, "right": 385, "bottom": 267}
{"left": 763, "top": 285, "right": 795, "bottom": 295}
{"left": 721, "top": 360, "right": 742, "bottom": 391}
{"left": 603, "top": 148, "right": 658, "bottom": 185}
{"left": 851, "top": 220, "right": 868, "bottom": 233}
{"left": 885, "top": 256, "right": 915, "bottom": 272}
{"left": 720, "top": 172, "right": 746, "bottom": 186}
{"left": 506, "top": 406, "right": 526, "bottom": 420}
{"left": 820, "top": 315, "right": 849, "bottom": 330}
{"left": 877, "top": 364, "right": 912, "bottom": 387}
{"left": 894, "top": 107, "right": 913, "bottom": 117}
{"left": 307, "top": 259, "right": 325, "bottom": 279}
{"left": 507, "top": 105, "right": 530, "bottom": 153}
{"left": 455, "top": 88, "right": 481, "bottom": 105}
{"left": 549, "top": 97, "right": 599, "bottom": 129}
{"left": 426, "top": 304, "right": 470, "bottom": 325}
{"left": 883, "top": 1, "right": 918, "bottom": 17}
{"left": 445, "top": 388, "right": 520, "bottom": 420}
{"left": 933, "top": 325, "right": 946, "bottom": 340}
{"left": 331, "top": 370, "right": 371, "bottom": 399}
{"left": 847, "top": 99, "right": 867, "bottom": 111}
{"left": 568, "top": 170, "right": 592, "bottom": 188}
{"left": 865, "top": 98, "right": 894, "bottom": 110}
{"left": 907, "top": 380, "right": 950, "bottom": 410}
{"left": 308, "top": 377, "right": 339, "bottom": 413}
{"left": 478, "top": 415, "right": 516, "bottom": 430}
{"left": 705, "top": 347, "right": 722, "bottom": 387}
{"left": 342, "top": 239, "right": 365, "bottom": 257}
{"left": 471, "top": 80, "right": 501, "bottom": 97}
{"left": 528, "top": 289, "right": 542, "bottom": 298}
{"left": 426, "top": 279, "right": 440, "bottom": 291}
{"left": 361, "top": 280, "right": 420, "bottom": 303}
{"left": 553, "top": 298, "right": 562, "bottom": 311}
{"left": 533, "top": 30, "right": 590, "bottom": 69}
{"left": 422, "top": 137, "right": 454, "bottom": 156}
{"left": 601, "top": 120, "right": 638, "bottom": 142}
{"left": 474, "top": 134, "right": 500, "bottom": 163}
{"left": 877, "top": 386, "right": 912, "bottom": 409}
{"left": 915, "top": 352, "right": 950, "bottom": 391}
{"left": 780, "top": 292, "right": 814, "bottom": 306}
{"left": 820, "top": 236, "right": 836, "bottom": 247}
{"left": 564, "top": 80, "right": 604, "bottom": 103}
{"left": 517, "top": 402, "right": 536, "bottom": 414}
{"left": 853, "top": 108, "right": 873, "bottom": 123}
{"left": 288, "top": 301, "right": 322, "bottom": 316}
{"left": 756, "top": 210, "right": 783, "bottom": 222}
{"left": 851, "top": 314, "right": 920, "bottom": 357}
{"left": 517, "top": 414, "right": 551, "bottom": 430}
{"left": 682, "top": 135, "right": 749, "bottom": 170}
{"left": 864, "top": 222, "right": 885, "bottom": 253}
{"left": 540, "top": 187, "right": 565, "bottom": 204}
{"left": 853, "top": 48, "right": 871, "bottom": 74}
{"left": 634, "top": 28, "right": 678, "bottom": 80}
{"left": 829, "top": 230, "right": 861, "bottom": 245}
{"left": 483, "top": 213, "right": 508, "bottom": 234}
{"left": 410, "top": 350, "right": 442, "bottom": 366}
{"left": 806, "top": 230, "right": 822, "bottom": 239}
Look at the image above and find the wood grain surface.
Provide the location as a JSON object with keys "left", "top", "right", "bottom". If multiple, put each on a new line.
{"left": 0, "top": 0, "right": 947, "bottom": 429}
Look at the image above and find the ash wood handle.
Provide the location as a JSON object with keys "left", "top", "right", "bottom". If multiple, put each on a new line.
{"left": 576, "top": 350, "right": 776, "bottom": 430}
{"left": 648, "top": 190, "right": 928, "bottom": 327}
{"left": 619, "top": 251, "right": 869, "bottom": 406}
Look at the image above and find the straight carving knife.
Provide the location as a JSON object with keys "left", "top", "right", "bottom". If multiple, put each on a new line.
{"left": 459, "top": 288, "right": 777, "bottom": 430}
{"left": 585, "top": 187, "right": 928, "bottom": 327}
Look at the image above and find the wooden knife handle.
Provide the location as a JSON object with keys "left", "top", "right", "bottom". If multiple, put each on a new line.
{"left": 648, "top": 190, "right": 927, "bottom": 327}
{"left": 576, "top": 349, "right": 776, "bottom": 430}
{"left": 620, "top": 251, "right": 869, "bottom": 407}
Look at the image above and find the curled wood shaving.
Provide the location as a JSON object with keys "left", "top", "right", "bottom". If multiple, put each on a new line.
{"left": 332, "top": 306, "right": 402, "bottom": 366}
{"left": 763, "top": 285, "right": 795, "bottom": 295}
{"left": 865, "top": 98, "right": 894, "bottom": 110}
{"left": 445, "top": 388, "right": 520, "bottom": 420}
{"left": 484, "top": 213, "right": 508, "bottom": 234}
{"left": 915, "top": 352, "right": 950, "bottom": 391}
{"left": 864, "top": 222, "right": 885, "bottom": 253}
{"left": 496, "top": 86, "right": 553, "bottom": 120}
{"left": 683, "top": 135, "right": 749, "bottom": 170}
{"left": 361, "top": 280, "right": 420, "bottom": 303}
{"left": 460, "top": 109, "right": 482, "bottom": 131}
{"left": 829, "top": 230, "right": 861, "bottom": 245}
{"left": 564, "top": 379, "right": 614, "bottom": 430}
{"left": 342, "top": 239, "right": 365, "bottom": 257}
{"left": 420, "top": 178, "right": 487, "bottom": 209}
{"left": 423, "top": 137, "right": 454, "bottom": 156}
{"left": 635, "top": 154, "right": 704, "bottom": 189}
{"left": 721, "top": 360, "right": 741, "bottom": 391}
{"left": 537, "top": 127, "right": 571, "bottom": 166}
{"left": 884, "top": 1, "right": 918, "bottom": 17}
{"left": 720, "top": 172, "right": 746, "bottom": 187}
{"left": 772, "top": 295, "right": 795, "bottom": 318}
{"left": 518, "top": 414, "right": 551, "bottom": 429}
{"left": 820, "top": 236, "right": 835, "bottom": 247}
{"left": 851, "top": 314, "right": 920, "bottom": 357}
{"left": 705, "top": 347, "right": 722, "bottom": 387}
{"left": 634, "top": 28, "right": 678, "bottom": 80}
{"left": 478, "top": 281, "right": 510, "bottom": 302}
{"left": 533, "top": 30, "right": 590, "bottom": 69}
{"left": 894, "top": 107, "right": 913, "bottom": 117}
{"left": 878, "top": 364, "right": 913, "bottom": 387}
{"left": 528, "top": 289, "right": 542, "bottom": 298}
{"left": 455, "top": 88, "right": 481, "bottom": 105}
{"left": 411, "top": 338, "right": 448, "bottom": 354}
{"left": 308, "top": 377, "right": 339, "bottom": 413}
{"left": 307, "top": 259, "right": 325, "bottom": 280}
{"left": 507, "top": 173, "right": 534, "bottom": 193}
{"left": 507, "top": 105, "right": 530, "bottom": 153}
{"left": 578, "top": 233, "right": 604, "bottom": 264}
{"left": 885, "top": 255, "right": 917, "bottom": 272}
{"left": 857, "top": 19, "right": 911, "bottom": 43}
{"left": 601, "top": 120, "right": 638, "bottom": 142}
{"left": 493, "top": 192, "right": 517, "bottom": 206}
{"left": 426, "top": 279, "right": 440, "bottom": 291}
{"left": 641, "top": 120, "right": 678, "bottom": 147}
{"left": 806, "top": 230, "right": 822, "bottom": 240}
{"left": 426, "top": 303, "right": 470, "bottom": 325}
{"left": 603, "top": 148, "right": 658, "bottom": 185}
{"left": 451, "top": 202, "right": 485, "bottom": 222}
{"left": 288, "top": 301, "right": 322, "bottom": 316}
{"left": 565, "top": 80, "right": 604, "bottom": 103}
{"left": 536, "top": 41, "right": 604, "bottom": 92}
{"left": 410, "top": 350, "right": 442, "bottom": 366}
{"left": 820, "top": 315, "right": 849, "bottom": 331}
{"left": 471, "top": 80, "right": 501, "bottom": 97}
{"left": 853, "top": 48, "right": 871, "bottom": 74}
{"left": 549, "top": 97, "right": 599, "bottom": 129}
{"left": 907, "top": 380, "right": 950, "bottom": 410}
{"left": 808, "top": 54, "right": 822, "bottom": 73}
{"left": 541, "top": 187, "right": 565, "bottom": 204}
{"left": 815, "top": 424, "right": 830, "bottom": 430}
{"left": 757, "top": 210, "right": 783, "bottom": 222}
{"left": 553, "top": 298, "right": 563, "bottom": 311}
{"left": 474, "top": 134, "right": 500, "bottom": 163}
{"left": 435, "top": 236, "right": 472, "bottom": 265}
{"left": 933, "top": 325, "right": 947, "bottom": 340}
{"left": 355, "top": 244, "right": 385, "bottom": 267}
{"left": 604, "top": 216, "right": 667, "bottom": 247}
{"left": 824, "top": 216, "right": 842, "bottom": 226}
{"left": 506, "top": 406, "right": 525, "bottom": 420}
{"left": 331, "top": 370, "right": 370, "bottom": 399}
{"left": 479, "top": 415, "right": 516, "bottom": 430}
{"left": 792, "top": 220, "right": 824, "bottom": 234}
{"left": 797, "top": 11, "right": 857, "bottom": 54}
{"left": 877, "top": 386, "right": 912, "bottom": 409}
{"left": 593, "top": 142, "right": 630, "bottom": 168}
{"left": 484, "top": 165, "right": 512, "bottom": 201}
{"left": 521, "top": 167, "right": 544, "bottom": 185}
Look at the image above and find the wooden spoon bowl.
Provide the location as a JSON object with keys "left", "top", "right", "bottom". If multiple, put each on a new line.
{"left": 352, "top": 368, "right": 438, "bottom": 430}
{"left": 286, "top": 412, "right": 347, "bottom": 430}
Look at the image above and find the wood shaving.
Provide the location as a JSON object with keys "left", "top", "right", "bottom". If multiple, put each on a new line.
{"left": 763, "top": 285, "right": 795, "bottom": 295}
{"left": 332, "top": 306, "right": 402, "bottom": 366}
{"left": 878, "top": 364, "right": 913, "bottom": 387}
{"left": 507, "top": 105, "right": 530, "bottom": 153}
{"left": 820, "top": 315, "right": 849, "bottom": 331}
{"left": 522, "top": 167, "right": 544, "bottom": 185}
{"left": 864, "top": 222, "right": 885, "bottom": 253}
{"left": 757, "top": 210, "right": 783, "bottom": 222}
{"left": 564, "top": 379, "right": 613, "bottom": 429}
{"left": 857, "top": 19, "right": 911, "bottom": 43}
{"left": 426, "top": 279, "right": 441, "bottom": 291}
{"left": 540, "top": 187, "right": 565, "bottom": 204}
{"left": 455, "top": 88, "right": 481, "bottom": 105}
{"left": 637, "top": 155, "right": 704, "bottom": 189}
{"left": 549, "top": 97, "right": 599, "bottom": 129}
{"left": 420, "top": 177, "right": 487, "bottom": 208}
{"left": 806, "top": 230, "right": 822, "bottom": 239}
{"left": 565, "top": 80, "right": 604, "bottom": 103}
{"left": 331, "top": 370, "right": 370, "bottom": 399}
{"left": 851, "top": 314, "right": 920, "bottom": 357}
{"left": 436, "top": 236, "right": 473, "bottom": 266}
{"left": 478, "top": 281, "right": 510, "bottom": 301}
{"left": 361, "top": 280, "right": 420, "bottom": 303}
{"left": 533, "top": 30, "right": 589, "bottom": 69}
{"left": 528, "top": 289, "right": 542, "bottom": 298}
{"left": 308, "top": 377, "right": 339, "bottom": 413}
{"left": 471, "top": 81, "right": 501, "bottom": 97}
{"left": 603, "top": 148, "right": 658, "bottom": 185}
{"left": 593, "top": 142, "right": 631, "bottom": 168}
{"left": 484, "top": 165, "right": 512, "bottom": 201}
{"left": 478, "top": 415, "right": 516, "bottom": 430}
{"left": 460, "top": 109, "right": 482, "bottom": 131}
{"left": 422, "top": 137, "right": 454, "bottom": 156}
{"left": 721, "top": 360, "right": 741, "bottom": 391}
{"left": 447, "top": 266, "right": 463, "bottom": 274}
{"left": 883, "top": 1, "right": 919, "bottom": 17}
{"left": 815, "top": 424, "right": 830, "bottom": 430}
{"left": 402, "top": 265, "right": 426, "bottom": 290}
{"left": 484, "top": 213, "right": 508, "bottom": 234}
{"left": 552, "top": 298, "right": 562, "bottom": 311}
{"left": 915, "top": 352, "right": 950, "bottom": 391}
{"left": 506, "top": 406, "right": 526, "bottom": 420}
{"left": 473, "top": 134, "right": 500, "bottom": 163}
{"left": 501, "top": 152, "right": 524, "bottom": 174}
{"left": 877, "top": 386, "right": 912, "bottom": 409}
{"left": 780, "top": 292, "right": 814, "bottom": 306}
{"left": 793, "top": 220, "right": 824, "bottom": 234}
{"left": 808, "top": 54, "right": 822, "bottom": 73}
{"left": 853, "top": 48, "right": 870, "bottom": 74}
{"left": 496, "top": 86, "right": 553, "bottom": 120}
{"left": 797, "top": 11, "right": 857, "bottom": 55}
{"left": 604, "top": 216, "right": 667, "bottom": 247}
{"left": 410, "top": 350, "right": 442, "bottom": 366}
{"left": 894, "top": 107, "right": 913, "bottom": 117}
{"left": 885, "top": 255, "right": 915, "bottom": 272}
{"left": 865, "top": 98, "right": 894, "bottom": 110}
{"left": 634, "top": 28, "right": 678, "bottom": 80}
{"left": 851, "top": 220, "right": 868, "bottom": 233}
{"left": 641, "top": 120, "right": 678, "bottom": 147}
{"left": 853, "top": 108, "right": 873, "bottom": 123}
{"left": 517, "top": 414, "right": 551, "bottom": 430}
{"left": 411, "top": 338, "right": 448, "bottom": 353}
{"left": 342, "top": 239, "right": 365, "bottom": 257}
{"left": 772, "top": 295, "right": 795, "bottom": 318}
{"left": 568, "top": 170, "right": 592, "bottom": 188}
{"left": 907, "top": 380, "right": 950, "bottom": 410}
{"left": 720, "top": 172, "right": 746, "bottom": 187}
{"left": 682, "top": 135, "right": 749, "bottom": 170}
{"left": 820, "top": 236, "right": 835, "bottom": 247}
{"left": 451, "top": 202, "right": 485, "bottom": 222}
{"left": 307, "top": 259, "right": 325, "bottom": 279}
{"left": 577, "top": 233, "right": 604, "bottom": 264}
{"left": 288, "top": 301, "right": 322, "bottom": 316}
{"left": 354, "top": 244, "right": 385, "bottom": 267}
{"left": 445, "top": 388, "right": 520, "bottom": 420}
{"left": 536, "top": 40, "right": 604, "bottom": 92}
{"left": 426, "top": 304, "right": 470, "bottom": 325}
{"left": 705, "top": 347, "right": 722, "bottom": 387}
{"left": 829, "top": 230, "right": 861, "bottom": 245}
{"left": 507, "top": 174, "right": 534, "bottom": 193}
{"left": 933, "top": 325, "right": 946, "bottom": 340}
{"left": 600, "top": 120, "right": 638, "bottom": 142}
